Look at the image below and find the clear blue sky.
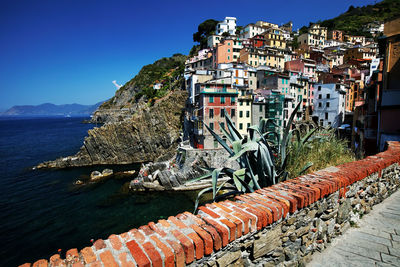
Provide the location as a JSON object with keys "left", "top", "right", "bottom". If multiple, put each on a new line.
{"left": 0, "top": 0, "right": 377, "bottom": 109}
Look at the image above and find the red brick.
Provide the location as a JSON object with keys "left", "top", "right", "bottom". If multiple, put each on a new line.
{"left": 236, "top": 196, "right": 273, "bottom": 225}
{"left": 80, "top": 247, "right": 97, "bottom": 264}
{"left": 150, "top": 235, "right": 175, "bottom": 267}
{"left": 129, "top": 229, "right": 145, "bottom": 243}
{"left": 201, "top": 224, "right": 222, "bottom": 251}
{"left": 280, "top": 182, "right": 314, "bottom": 204}
{"left": 166, "top": 240, "right": 185, "bottom": 267}
{"left": 118, "top": 252, "right": 136, "bottom": 267}
{"left": 139, "top": 225, "right": 154, "bottom": 236}
{"left": 126, "top": 240, "right": 151, "bottom": 267}
{"left": 72, "top": 262, "right": 84, "bottom": 267}
{"left": 262, "top": 188, "right": 298, "bottom": 213}
{"left": 184, "top": 212, "right": 207, "bottom": 226}
{"left": 246, "top": 193, "right": 282, "bottom": 221}
{"left": 171, "top": 229, "right": 195, "bottom": 264}
{"left": 216, "top": 202, "right": 250, "bottom": 235}
{"left": 18, "top": 264, "right": 31, "bottom": 267}
{"left": 142, "top": 242, "right": 163, "bottom": 267}
{"left": 189, "top": 224, "right": 214, "bottom": 255}
{"left": 32, "top": 259, "right": 48, "bottom": 267}
{"left": 108, "top": 234, "right": 123, "bottom": 251}
{"left": 168, "top": 216, "right": 187, "bottom": 229}
{"left": 148, "top": 222, "right": 167, "bottom": 237}
{"left": 187, "top": 232, "right": 205, "bottom": 260}
{"left": 120, "top": 232, "right": 131, "bottom": 242}
{"left": 256, "top": 190, "right": 290, "bottom": 217}
{"left": 198, "top": 206, "right": 220, "bottom": 218}
{"left": 220, "top": 218, "right": 236, "bottom": 242}
{"left": 273, "top": 184, "right": 306, "bottom": 208}
{"left": 200, "top": 216, "right": 229, "bottom": 247}
{"left": 235, "top": 201, "right": 266, "bottom": 229}
{"left": 208, "top": 203, "right": 243, "bottom": 238}
{"left": 225, "top": 201, "right": 258, "bottom": 232}
{"left": 93, "top": 239, "right": 106, "bottom": 250}
{"left": 99, "top": 250, "right": 118, "bottom": 267}
{"left": 158, "top": 219, "right": 171, "bottom": 228}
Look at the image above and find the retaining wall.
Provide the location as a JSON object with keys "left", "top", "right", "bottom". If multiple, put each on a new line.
{"left": 21, "top": 142, "right": 400, "bottom": 267}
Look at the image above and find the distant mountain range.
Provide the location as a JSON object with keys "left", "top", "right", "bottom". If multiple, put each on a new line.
{"left": 0, "top": 101, "right": 104, "bottom": 116}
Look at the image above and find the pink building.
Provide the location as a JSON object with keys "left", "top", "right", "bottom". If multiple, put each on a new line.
{"left": 212, "top": 40, "right": 234, "bottom": 68}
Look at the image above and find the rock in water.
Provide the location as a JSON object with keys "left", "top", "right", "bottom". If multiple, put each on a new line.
{"left": 36, "top": 90, "right": 187, "bottom": 168}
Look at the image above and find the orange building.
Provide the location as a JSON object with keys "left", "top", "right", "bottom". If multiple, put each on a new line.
{"left": 212, "top": 39, "right": 234, "bottom": 68}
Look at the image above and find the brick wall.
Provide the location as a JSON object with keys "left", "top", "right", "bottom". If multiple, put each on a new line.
{"left": 21, "top": 142, "right": 400, "bottom": 266}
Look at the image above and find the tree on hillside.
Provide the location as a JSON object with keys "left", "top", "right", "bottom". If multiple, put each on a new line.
{"left": 193, "top": 19, "right": 219, "bottom": 49}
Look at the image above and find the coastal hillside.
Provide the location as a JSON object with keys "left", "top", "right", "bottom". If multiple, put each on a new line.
{"left": 1, "top": 102, "right": 103, "bottom": 116}
{"left": 92, "top": 53, "right": 186, "bottom": 123}
{"left": 37, "top": 54, "right": 188, "bottom": 168}
{"left": 37, "top": 90, "right": 188, "bottom": 168}
{"left": 302, "top": 0, "right": 400, "bottom": 36}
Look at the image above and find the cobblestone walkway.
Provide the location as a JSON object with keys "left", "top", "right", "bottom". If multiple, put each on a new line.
{"left": 308, "top": 190, "right": 400, "bottom": 267}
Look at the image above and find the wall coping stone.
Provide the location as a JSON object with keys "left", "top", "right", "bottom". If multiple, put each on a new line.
{"left": 20, "top": 141, "right": 400, "bottom": 266}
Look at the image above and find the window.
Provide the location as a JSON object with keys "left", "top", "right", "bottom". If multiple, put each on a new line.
{"left": 231, "top": 97, "right": 236, "bottom": 104}
{"left": 259, "top": 105, "right": 263, "bottom": 112}
{"left": 239, "top": 123, "right": 243, "bottom": 130}
{"left": 210, "top": 122, "right": 214, "bottom": 130}
{"left": 326, "top": 102, "right": 330, "bottom": 108}
{"left": 209, "top": 96, "right": 214, "bottom": 103}
{"left": 246, "top": 100, "right": 250, "bottom": 106}
{"left": 246, "top": 111, "right": 250, "bottom": 117}
{"left": 327, "top": 94, "right": 330, "bottom": 99}
{"left": 325, "top": 112, "right": 328, "bottom": 120}
{"left": 221, "top": 97, "right": 225, "bottom": 104}
{"left": 221, "top": 108, "right": 225, "bottom": 118}
{"left": 319, "top": 95, "right": 322, "bottom": 99}
{"left": 231, "top": 109, "right": 235, "bottom": 118}
{"left": 318, "top": 86, "right": 321, "bottom": 91}
{"left": 239, "top": 111, "right": 243, "bottom": 117}
{"left": 228, "top": 56, "right": 230, "bottom": 60}
{"left": 240, "top": 101, "right": 243, "bottom": 106}
{"left": 247, "top": 123, "right": 250, "bottom": 128}
{"left": 318, "top": 102, "right": 322, "bottom": 108}
{"left": 209, "top": 109, "right": 214, "bottom": 118}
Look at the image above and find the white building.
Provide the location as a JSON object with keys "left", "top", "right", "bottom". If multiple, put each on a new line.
{"left": 207, "top": 35, "right": 223, "bottom": 48}
{"left": 216, "top": 17, "right": 237, "bottom": 36}
{"left": 185, "top": 69, "right": 214, "bottom": 104}
{"left": 240, "top": 24, "right": 267, "bottom": 39}
{"left": 313, "top": 83, "right": 347, "bottom": 128}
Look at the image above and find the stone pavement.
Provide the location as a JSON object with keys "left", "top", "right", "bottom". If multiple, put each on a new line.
{"left": 308, "top": 190, "right": 400, "bottom": 267}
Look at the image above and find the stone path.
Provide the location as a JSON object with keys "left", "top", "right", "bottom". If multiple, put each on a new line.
{"left": 308, "top": 190, "right": 400, "bottom": 267}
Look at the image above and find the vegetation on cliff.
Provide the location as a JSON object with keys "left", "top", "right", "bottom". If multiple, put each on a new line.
{"left": 100, "top": 53, "right": 187, "bottom": 110}
{"left": 305, "top": 0, "right": 400, "bottom": 36}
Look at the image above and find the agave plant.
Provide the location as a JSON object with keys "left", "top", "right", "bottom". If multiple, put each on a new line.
{"left": 188, "top": 102, "right": 317, "bottom": 212}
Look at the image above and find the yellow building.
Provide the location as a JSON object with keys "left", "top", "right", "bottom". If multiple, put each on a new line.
{"left": 309, "top": 24, "right": 327, "bottom": 40}
{"left": 263, "top": 28, "right": 286, "bottom": 49}
{"left": 236, "top": 89, "right": 252, "bottom": 136}
{"left": 239, "top": 48, "right": 285, "bottom": 69}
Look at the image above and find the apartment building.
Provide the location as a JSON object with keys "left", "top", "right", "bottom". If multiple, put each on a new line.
{"left": 239, "top": 47, "right": 285, "bottom": 69}
{"left": 216, "top": 17, "right": 237, "bottom": 35}
{"left": 241, "top": 23, "right": 267, "bottom": 39}
{"left": 327, "top": 30, "right": 343, "bottom": 42}
{"left": 263, "top": 28, "right": 286, "bottom": 49}
{"left": 313, "top": 83, "right": 347, "bottom": 128}
{"left": 192, "top": 82, "right": 238, "bottom": 149}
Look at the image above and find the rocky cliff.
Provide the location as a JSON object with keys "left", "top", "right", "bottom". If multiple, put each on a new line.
{"left": 91, "top": 54, "right": 186, "bottom": 124}
{"left": 37, "top": 90, "right": 188, "bottom": 168}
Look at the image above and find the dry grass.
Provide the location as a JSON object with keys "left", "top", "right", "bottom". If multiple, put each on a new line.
{"left": 286, "top": 128, "right": 355, "bottom": 179}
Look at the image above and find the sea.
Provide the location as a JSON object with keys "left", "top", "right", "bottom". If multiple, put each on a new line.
{"left": 0, "top": 116, "right": 195, "bottom": 266}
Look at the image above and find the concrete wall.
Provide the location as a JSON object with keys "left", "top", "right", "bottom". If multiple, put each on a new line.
{"left": 22, "top": 142, "right": 400, "bottom": 267}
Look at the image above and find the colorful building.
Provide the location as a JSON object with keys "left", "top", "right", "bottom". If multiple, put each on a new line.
{"left": 192, "top": 83, "right": 238, "bottom": 149}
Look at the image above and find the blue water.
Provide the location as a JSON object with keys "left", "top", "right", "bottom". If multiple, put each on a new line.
{"left": 0, "top": 117, "right": 195, "bottom": 266}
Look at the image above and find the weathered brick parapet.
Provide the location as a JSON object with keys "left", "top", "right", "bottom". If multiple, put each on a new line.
{"left": 21, "top": 142, "right": 400, "bottom": 267}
